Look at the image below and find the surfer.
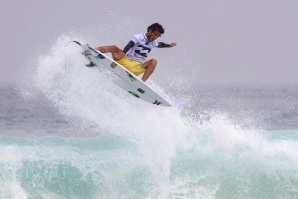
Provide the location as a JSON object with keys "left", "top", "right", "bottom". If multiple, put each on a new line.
{"left": 96, "top": 23, "right": 176, "bottom": 82}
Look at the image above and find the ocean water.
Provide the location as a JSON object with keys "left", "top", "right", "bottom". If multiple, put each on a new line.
{"left": 1, "top": 35, "right": 298, "bottom": 199}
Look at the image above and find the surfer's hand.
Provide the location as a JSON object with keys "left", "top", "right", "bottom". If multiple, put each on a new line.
{"left": 170, "top": 42, "right": 177, "bottom": 47}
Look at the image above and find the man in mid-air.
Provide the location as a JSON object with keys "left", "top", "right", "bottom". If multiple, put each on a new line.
{"left": 96, "top": 23, "right": 177, "bottom": 82}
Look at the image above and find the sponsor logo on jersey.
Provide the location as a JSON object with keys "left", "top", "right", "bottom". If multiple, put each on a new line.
{"left": 134, "top": 45, "right": 152, "bottom": 57}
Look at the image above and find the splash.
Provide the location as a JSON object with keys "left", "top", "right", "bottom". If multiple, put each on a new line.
{"left": 12, "top": 34, "right": 298, "bottom": 198}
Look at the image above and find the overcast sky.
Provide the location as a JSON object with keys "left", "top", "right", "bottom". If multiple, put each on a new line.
{"left": 1, "top": 0, "right": 298, "bottom": 88}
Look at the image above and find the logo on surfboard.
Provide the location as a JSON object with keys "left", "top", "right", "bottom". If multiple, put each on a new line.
{"left": 126, "top": 71, "right": 136, "bottom": 82}
{"left": 137, "top": 88, "right": 145, "bottom": 94}
{"left": 128, "top": 91, "right": 140, "bottom": 98}
{"left": 110, "top": 62, "right": 117, "bottom": 68}
{"left": 153, "top": 100, "right": 162, "bottom": 105}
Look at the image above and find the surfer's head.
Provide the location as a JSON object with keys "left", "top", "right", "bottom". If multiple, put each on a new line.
{"left": 147, "top": 23, "right": 165, "bottom": 34}
{"left": 146, "top": 23, "right": 164, "bottom": 41}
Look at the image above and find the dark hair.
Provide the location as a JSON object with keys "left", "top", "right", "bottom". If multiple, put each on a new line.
{"left": 147, "top": 23, "right": 165, "bottom": 34}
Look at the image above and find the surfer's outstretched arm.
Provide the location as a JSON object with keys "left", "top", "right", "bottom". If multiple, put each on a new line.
{"left": 157, "top": 42, "right": 177, "bottom": 48}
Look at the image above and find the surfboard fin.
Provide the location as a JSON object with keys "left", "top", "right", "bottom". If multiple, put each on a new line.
{"left": 81, "top": 50, "right": 91, "bottom": 57}
{"left": 86, "top": 62, "right": 96, "bottom": 67}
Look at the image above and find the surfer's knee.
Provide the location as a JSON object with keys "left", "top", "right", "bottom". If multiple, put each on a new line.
{"left": 149, "top": 59, "right": 157, "bottom": 67}
{"left": 111, "top": 45, "right": 117, "bottom": 48}
{"left": 152, "top": 59, "right": 157, "bottom": 65}
{"left": 110, "top": 45, "right": 118, "bottom": 51}
{"left": 143, "top": 59, "right": 157, "bottom": 70}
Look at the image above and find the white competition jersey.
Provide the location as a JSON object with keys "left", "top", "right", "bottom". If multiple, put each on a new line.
{"left": 126, "top": 33, "right": 159, "bottom": 62}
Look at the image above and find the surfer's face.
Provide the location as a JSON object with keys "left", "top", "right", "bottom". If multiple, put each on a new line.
{"left": 146, "top": 30, "right": 161, "bottom": 41}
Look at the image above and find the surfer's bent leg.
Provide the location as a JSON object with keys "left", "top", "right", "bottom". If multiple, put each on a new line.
{"left": 141, "top": 59, "right": 157, "bottom": 82}
{"left": 96, "top": 45, "right": 125, "bottom": 60}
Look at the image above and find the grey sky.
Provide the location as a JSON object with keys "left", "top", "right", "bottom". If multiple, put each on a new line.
{"left": 1, "top": 0, "right": 298, "bottom": 88}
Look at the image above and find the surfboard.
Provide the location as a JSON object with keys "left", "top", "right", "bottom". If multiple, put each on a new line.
{"left": 72, "top": 41, "right": 172, "bottom": 107}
